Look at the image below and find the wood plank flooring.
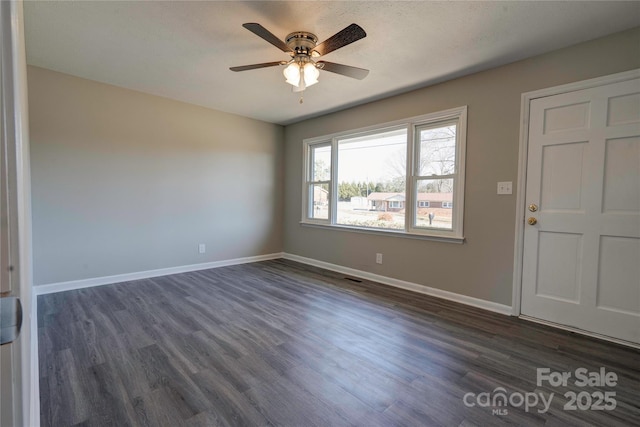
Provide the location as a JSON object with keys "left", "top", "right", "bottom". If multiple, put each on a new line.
{"left": 38, "top": 259, "right": 640, "bottom": 426}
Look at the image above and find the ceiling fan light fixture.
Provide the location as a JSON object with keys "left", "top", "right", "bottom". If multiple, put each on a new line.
{"left": 232, "top": 23, "right": 368, "bottom": 99}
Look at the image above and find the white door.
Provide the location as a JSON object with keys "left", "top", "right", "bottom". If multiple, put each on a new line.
{"left": 521, "top": 76, "right": 640, "bottom": 344}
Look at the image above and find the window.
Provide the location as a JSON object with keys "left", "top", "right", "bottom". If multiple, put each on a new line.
{"left": 306, "top": 143, "right": 331, "bottom": 220}
{"left": 302, "top": 106, "right": 467, "bottom": 241}
{"left": 336, "top": 127, "right": 407, "bottom": 230}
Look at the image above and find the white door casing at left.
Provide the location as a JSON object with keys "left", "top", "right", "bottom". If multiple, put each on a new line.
{"left": 0, "top": 1, "right": 34, "bottom": 426}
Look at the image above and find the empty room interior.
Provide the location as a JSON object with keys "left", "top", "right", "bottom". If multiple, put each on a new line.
{"left": 1, "top": 1, "right": 640, "bottom": 426}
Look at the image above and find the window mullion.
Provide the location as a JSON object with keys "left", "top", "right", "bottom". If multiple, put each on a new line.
{"left": 330, "top": 137, "right": 339, "bottom": 225}
{"left": 404, "top": 123, "right": 420, "bottom": 231}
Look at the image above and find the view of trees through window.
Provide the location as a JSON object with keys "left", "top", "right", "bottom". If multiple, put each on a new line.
{"left": 414, "top": 122, "right": 456, "bottom": 229}
{"left": 336, "top": 128, "right": 407, "bottom": 229}
{"left": 309, "top": 144, "right": 330, "bottom": 220}
{"left": 305, "top": 107, "right": 465, "bottom": 237}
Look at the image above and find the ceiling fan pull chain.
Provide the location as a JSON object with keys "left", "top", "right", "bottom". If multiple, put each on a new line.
{"left": 299, "top": 93, "right": 304, "bottom": 104}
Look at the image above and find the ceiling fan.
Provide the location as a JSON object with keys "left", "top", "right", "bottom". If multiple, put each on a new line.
{"left": 230, "top": 23, "right": 369, "bottom": 98}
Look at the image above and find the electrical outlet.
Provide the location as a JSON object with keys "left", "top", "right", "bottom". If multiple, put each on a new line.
{"left": 376, "top": 253, "right": 383, "bottom": 264}
{"left": 198, "top": 243, "right": 206, "bottom": 254}
{"left": 497, "top": 181, "right": 513, "bottom": 195}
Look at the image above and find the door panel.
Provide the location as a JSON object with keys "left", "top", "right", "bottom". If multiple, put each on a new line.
{"left": 536, "top": 232, "right": 583, "bottom": 303}
{"left": 521, "top": 77, "right": 640, "bottom": 344}
{"left": 543, "top": 101, "right": 590, "bottom": 133}
{"left": 596, "top": 236, "right": 640, "bottom": 315}
{"left": 607, "top": 92, "right": 640, "bottom": 126}
{"left": 603, "top": 136, "right": 639, "bottom": 212}
{"left": 541, "top": 142, "right": 588, "bottom": 211}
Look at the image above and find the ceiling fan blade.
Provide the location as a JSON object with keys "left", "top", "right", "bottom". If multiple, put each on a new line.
{"left": 317, "top": 61, "right": 369, "bottom": 80}
{"left": 230, "top": 62, "right": 285, "bottom": 72}
{"left": 313, "top": 24, "right": 366, "bottom": 57}
{"left": 242, "top": 23, "right": 292, "bottom": 53}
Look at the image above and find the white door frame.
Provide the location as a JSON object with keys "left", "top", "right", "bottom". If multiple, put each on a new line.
{"left": 512, "top": 69, "right": 640, "bottom": 317}
{"left": 1, "top": 1, "right": 35, "bottom": 425}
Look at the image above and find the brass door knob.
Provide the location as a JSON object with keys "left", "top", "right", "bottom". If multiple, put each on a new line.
{"left": 528, "top": 217, "right": 537, "bottom": 225}
{"left": 528, "top": 203, "right": 538, "bottom": 212}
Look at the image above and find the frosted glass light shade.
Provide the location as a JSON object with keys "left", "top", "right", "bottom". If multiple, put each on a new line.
{"left": 303, "top": 63, "right": 319, "bottom": 86}
{"left": 283, "top": 63, "right": 300, "bottom": 86}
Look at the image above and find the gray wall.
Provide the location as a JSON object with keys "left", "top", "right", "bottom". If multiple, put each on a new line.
{"left": 28, "top": 27, "right": 640, "bottom": 297}
{"left": 28, "top": 66, "right": 284, "bottom": 285}
{"left": 283, "top": 28, "right": 640, "bottom": 306}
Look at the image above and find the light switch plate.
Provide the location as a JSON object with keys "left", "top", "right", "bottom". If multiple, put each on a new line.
{"left": 497, "top": 181, "right": 513, "bottom": 195}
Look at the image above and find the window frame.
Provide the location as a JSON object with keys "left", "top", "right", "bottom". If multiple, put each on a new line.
{"left": 303, "top": 141, "right": 332, "bottom": 224}
{"left": 418, "top": 201, "right": 430, "bottom": 208}
{"left": 301, "top": 106, "right": 467, "bottom": 242}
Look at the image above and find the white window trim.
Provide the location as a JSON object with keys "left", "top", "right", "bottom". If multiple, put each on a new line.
{"left": 303, "top": 141, "right": 332, "bottom": 224}
{"left": 442, "top": 202, "right": 453, "bottom": 208}
{"left": 301, "top": 106, "right": 467, "bottom": 242}
{"left": 418, "top": 201, "right": 430, "bottom": 208}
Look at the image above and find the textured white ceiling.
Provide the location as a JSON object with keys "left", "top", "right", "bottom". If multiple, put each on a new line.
{"left": 24, "top": 1, "right": 640, "bottom": 125}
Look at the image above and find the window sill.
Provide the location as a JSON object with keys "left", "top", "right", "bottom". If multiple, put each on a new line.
{"left": 299, "top": 221, "right": 465, "bottom": 244}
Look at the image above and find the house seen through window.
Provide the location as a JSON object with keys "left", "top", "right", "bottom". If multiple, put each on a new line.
{"left": 303, "top": 106, "right": 467, "bottom": 240}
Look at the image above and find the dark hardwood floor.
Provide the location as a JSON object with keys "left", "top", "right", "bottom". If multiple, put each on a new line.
{"left": 38, "top": 259, "right": 640, "bottom": 426}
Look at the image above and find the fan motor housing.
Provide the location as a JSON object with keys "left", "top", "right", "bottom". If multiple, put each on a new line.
{"left": 285, "top": 31, "right": 318, "bottom": 56}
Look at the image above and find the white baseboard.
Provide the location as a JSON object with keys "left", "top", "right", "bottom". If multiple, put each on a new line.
{"left": 282, "top": 253, "right": 513, "bottom": 316}
{"left": 34, "top": 252, "right": 285, "bottom": 295}
{"left": 34, "top": 251, "right": 512, "bottom": 317}
{"left": 519, "top": 315, "right": 640, "bottom": 350}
